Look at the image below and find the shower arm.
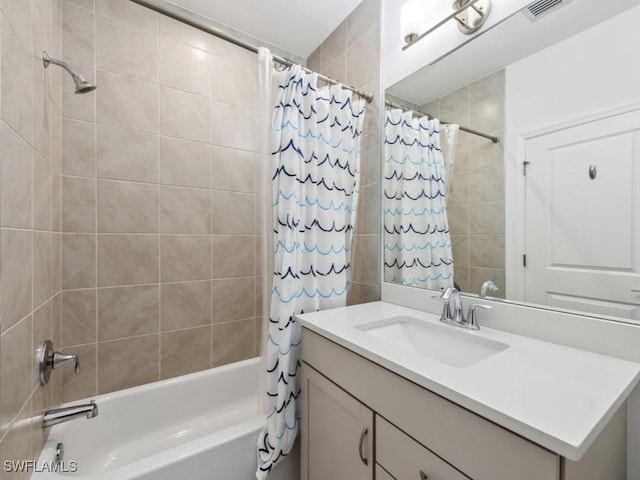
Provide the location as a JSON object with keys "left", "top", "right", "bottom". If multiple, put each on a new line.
{"left": 42, "top": 52, "right": 77, "bottom": 78}
{"left": 42, "top": 50, "right": 96, "bottom": 94}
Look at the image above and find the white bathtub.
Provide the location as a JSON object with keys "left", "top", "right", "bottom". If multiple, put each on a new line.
{"left": 32, "top": 358, "right": 298, "bottom": 480}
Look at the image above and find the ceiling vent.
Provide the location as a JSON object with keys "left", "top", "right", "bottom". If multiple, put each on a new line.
{"left": 522, "top": 0, "right": 572, "bottom": 22}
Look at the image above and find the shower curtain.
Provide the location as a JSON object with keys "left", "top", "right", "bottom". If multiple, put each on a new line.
{"left": 383, "top": 109, "right": 454, "bottom": 290}
{"left": 256, "top": 54, "right": 366, "bottom": 479}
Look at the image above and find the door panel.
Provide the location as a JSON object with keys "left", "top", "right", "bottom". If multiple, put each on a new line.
{"left": 548, "top": 135, "right": 633, "bottom": 269}
{"left": 525, "top": 109, "right": 640, "bottom": 322}
{"left": 301, "top": 364, "right": 374, "bottom": 480}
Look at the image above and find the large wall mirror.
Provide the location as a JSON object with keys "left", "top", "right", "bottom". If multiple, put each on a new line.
{"left": 383, "top": 0, "right": 640, "bottom": 325}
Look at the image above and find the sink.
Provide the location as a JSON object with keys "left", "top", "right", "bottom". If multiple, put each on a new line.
{"left": 357, "top": 316, "right": 509, "bottom": 368}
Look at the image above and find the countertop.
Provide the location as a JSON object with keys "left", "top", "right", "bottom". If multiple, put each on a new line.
{"left": 297, "top": 301, "right": 640, "bottom": 460}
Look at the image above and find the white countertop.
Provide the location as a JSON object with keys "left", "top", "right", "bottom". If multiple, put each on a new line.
{"left": 297, "top": 301, "right": 640, "bottom": 460}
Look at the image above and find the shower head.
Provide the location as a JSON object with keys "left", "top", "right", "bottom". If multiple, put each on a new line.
{"left": 42, "top": 51, "right": 97, "bottom": 94}
{"left": 73, "top": 74, "right": 97, "bottom": 94}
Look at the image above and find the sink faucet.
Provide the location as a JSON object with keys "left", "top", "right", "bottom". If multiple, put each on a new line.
{"left": 479, "top": 280, "right": 498, "bottom": 298}
{"left": 42, "top": 401, "right": 98, "bottom": 428}
{"left": 435, "top": 287, "right": 492, "bottom": 330}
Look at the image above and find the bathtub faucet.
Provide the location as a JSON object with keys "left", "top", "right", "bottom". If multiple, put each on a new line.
{"left": 43, "top": 400, "right": 99, "bottom": 428}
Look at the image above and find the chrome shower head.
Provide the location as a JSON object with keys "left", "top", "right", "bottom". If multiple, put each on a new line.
{"left": 73, "top": 74, "right": 97, "bottom": 94}
{"left": 42, "top": 51, "right": 97, "bottom": 94}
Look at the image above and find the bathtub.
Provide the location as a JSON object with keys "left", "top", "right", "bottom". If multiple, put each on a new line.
{"left": 32, "top": 358, "right": 298, "bottom": 480}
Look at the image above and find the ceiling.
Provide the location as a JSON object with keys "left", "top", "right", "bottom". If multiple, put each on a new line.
{"left": 165, "top": 0, "right": 363, "bottom": 59}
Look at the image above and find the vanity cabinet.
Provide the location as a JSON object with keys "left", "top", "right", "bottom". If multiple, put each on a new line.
{"left": 300, "top": 365, "right": 373, "bottom": 480}
{"left": 300, "top": 328, "right": 627, "bottom": 480}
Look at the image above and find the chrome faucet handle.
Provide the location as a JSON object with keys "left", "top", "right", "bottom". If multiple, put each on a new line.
{"left": 466, "top": 304, "right": 492, "bottom": 330}
{"left": 52, "top": 351, "right": 80, "bottom": 374}
{"left": 433, "top": 287, "right": 455, "bottom": 323}
{"left": 38, "top": 340, "right": 80, "bottom": 385}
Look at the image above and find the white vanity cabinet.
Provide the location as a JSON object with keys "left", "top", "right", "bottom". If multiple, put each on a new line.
{"left": 300, "top": 328, "right": 628, "bottom": 480}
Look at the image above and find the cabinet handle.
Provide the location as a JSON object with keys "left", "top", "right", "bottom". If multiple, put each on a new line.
{"left": 358, "top": 426, "right": 369, "bottom": 466}
{"left": 419, "top": 472, "right": 429, "bottom": 480}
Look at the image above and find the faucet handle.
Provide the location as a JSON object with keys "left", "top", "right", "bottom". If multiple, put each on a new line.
{"left": 433, "top": 287, "right": 455, "bottom": 323}
{"left": 38, "top": 340, "right": 80, "bottom": 385}
{"left": 466, "top": 304, "right": 492, "bottom": 330}
{"left": 52, "top": 351, "right": 80, "bottom": 374}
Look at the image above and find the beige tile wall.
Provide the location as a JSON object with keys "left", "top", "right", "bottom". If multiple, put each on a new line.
{"left": 423, "top": 70, "right": 505, "bottom": 297}
{"left": 307, "top": 0, "right": 382, "bottom": 305}
{"left": 0, "top": 0, "right": 64, "bottom": 474}
{"left": 59, "top": 0, "right": 261, "bottom": 401}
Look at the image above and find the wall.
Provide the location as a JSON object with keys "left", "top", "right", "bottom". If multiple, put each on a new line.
{"left": 505, "top": 7, "right": 640, "bottom": 138}
{"left": 421, "top": 71, "right": 505, "bottom": 297}
{"left": 504, "top": 7, "right": 640, "bottom": 478}
{"left": 307, "top": 0, "right": 382, "bottom": 305}
{"left": 59, "top": 0, "right": 261, "bottom": 401}
{"left": 0, "top": 0, "right": 64, "bottom": 473}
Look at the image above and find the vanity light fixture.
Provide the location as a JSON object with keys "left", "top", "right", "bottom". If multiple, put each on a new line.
{"left": 401, "top": 0, "right": 492, "bottom": 51}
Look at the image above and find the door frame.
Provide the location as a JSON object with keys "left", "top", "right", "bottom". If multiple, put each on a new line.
{"left": 505, "top": 101, "right": 640, "bottom": 305}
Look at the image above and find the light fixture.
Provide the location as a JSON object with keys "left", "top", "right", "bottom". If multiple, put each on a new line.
{"left": 401, "top": 0, "right": 492, "bottom": 51}
{"left": 400, "top": 0, "right": 427, "bottom": 45}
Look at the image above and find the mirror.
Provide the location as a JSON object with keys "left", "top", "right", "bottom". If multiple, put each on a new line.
{"left": 383, "top": 0, "right": 640, "bottom": 324}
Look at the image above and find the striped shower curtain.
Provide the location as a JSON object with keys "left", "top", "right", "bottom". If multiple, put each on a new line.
{"left": 383, "top": 109, "right": 453, "bottom": 290}
{"left": 256, "top": 64, "right": 366, "bottom": 478}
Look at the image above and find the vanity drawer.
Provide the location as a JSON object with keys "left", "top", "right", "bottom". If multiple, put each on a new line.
{"left": 376, "top": 416, "right": 469, "bottom": 480}
{"left": 375, "top": 464, "right": 395, "bottom": 480}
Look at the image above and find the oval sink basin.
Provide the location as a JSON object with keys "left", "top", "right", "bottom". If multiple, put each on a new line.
{"left": 357, "top": 316, "right": 509, "bottom": 368}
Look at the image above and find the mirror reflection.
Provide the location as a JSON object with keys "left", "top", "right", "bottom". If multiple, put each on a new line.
{"left": 384, "top": 73, "right": 504, "bottom": 295}
{"left": 384, "top": 0, "right": 640, "bottom": 324}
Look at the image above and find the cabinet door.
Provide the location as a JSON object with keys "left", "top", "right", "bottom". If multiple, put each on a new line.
{"left": 301, "top": 363, "right": 373, "bottom": 480}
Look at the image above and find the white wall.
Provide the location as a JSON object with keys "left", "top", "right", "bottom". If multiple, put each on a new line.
{"left": 505, "top": 8, "right": 640, "bottom": 135}
{"left": 504, "top": 7, "right": 640, "bottom": 478}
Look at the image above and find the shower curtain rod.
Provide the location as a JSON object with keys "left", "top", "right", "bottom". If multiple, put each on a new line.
{"left": 385, "top": 100, "right": 500, "bottom": 143}
{"left": 130, "top": 0, "right": 374, "bottom": 103}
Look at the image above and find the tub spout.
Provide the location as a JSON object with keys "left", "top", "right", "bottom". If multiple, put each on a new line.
{"left": 43, "top": 400, "right": 98, "bottom": 428}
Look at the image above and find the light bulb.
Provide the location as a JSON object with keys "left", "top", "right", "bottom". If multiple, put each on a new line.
{"left": 400, "top": 0, "right": 426, "bottom": 45}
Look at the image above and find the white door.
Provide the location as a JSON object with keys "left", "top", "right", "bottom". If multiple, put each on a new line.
{"left": 524, "top": 109, "right": 640, "bottom": 323}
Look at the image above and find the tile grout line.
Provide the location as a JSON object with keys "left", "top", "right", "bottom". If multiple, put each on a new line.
{"left": 92, "top": 0, "right": 99, "bottom": 398}
{"left": 156, "top": 11, "right": 162, "bottom": 382}
{"left": 28, "top": 0, "right": 37, "bottom": 451}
